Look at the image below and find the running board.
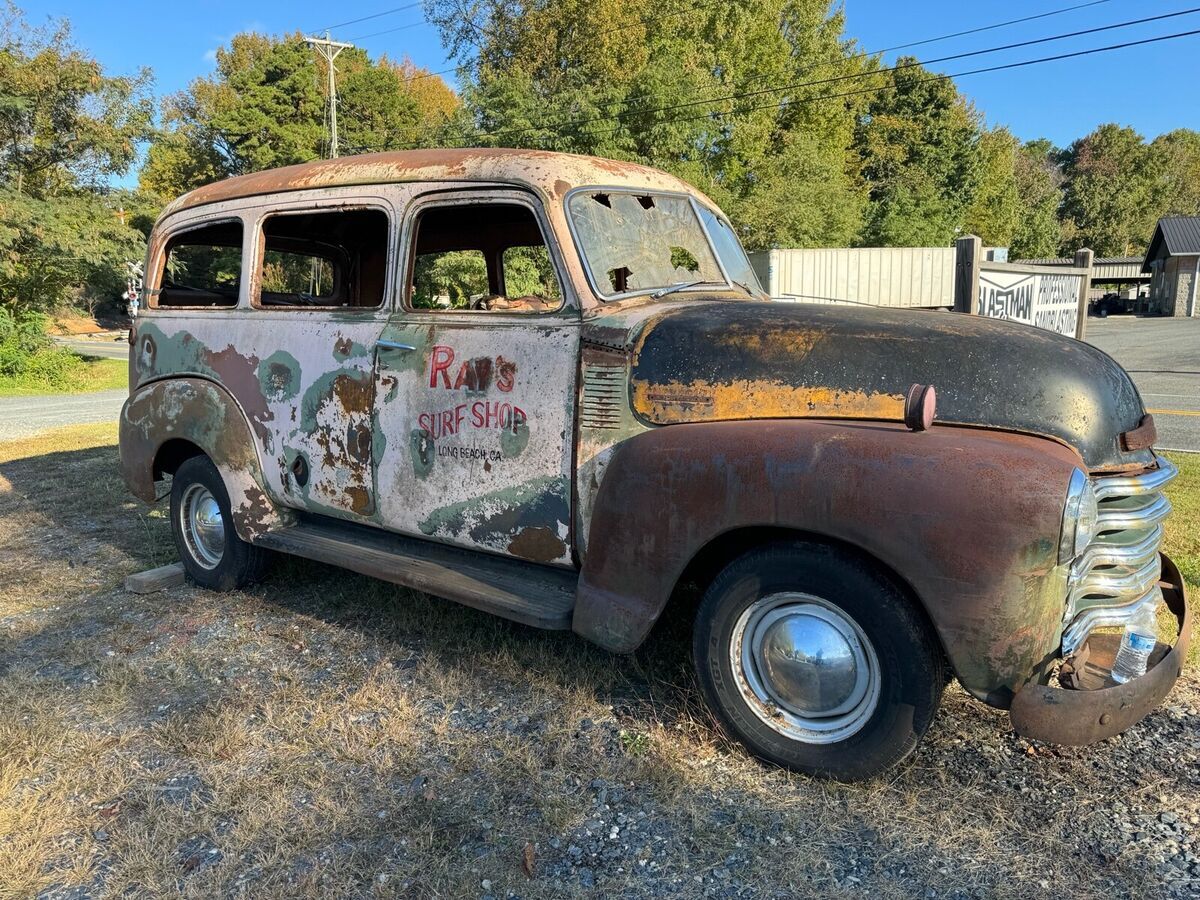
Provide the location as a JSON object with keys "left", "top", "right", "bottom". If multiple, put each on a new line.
{"left": 254, "top": 518, "right": 577, "bottom": 630}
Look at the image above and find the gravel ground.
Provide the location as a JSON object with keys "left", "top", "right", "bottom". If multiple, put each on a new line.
{"left": 1, "top": 426, "right": 1197, "bottom": 899}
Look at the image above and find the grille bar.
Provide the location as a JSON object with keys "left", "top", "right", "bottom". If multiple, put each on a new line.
{"left": 1061, "top": 456, "right": 1173, "bottom": 656}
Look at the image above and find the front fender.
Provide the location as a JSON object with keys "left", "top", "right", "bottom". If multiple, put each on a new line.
{"left": 574, "top": 419, "right": 1083, "bottom": 703}
{"left": 119, "top": 377, "right": 292, "bottom": 542}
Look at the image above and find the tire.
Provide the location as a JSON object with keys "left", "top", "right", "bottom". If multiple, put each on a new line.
{"left": 693, "top": 541, "right": 944, "bottom": 781}
{"left": 170, "top": 454, "right": 270, "bottom": 591}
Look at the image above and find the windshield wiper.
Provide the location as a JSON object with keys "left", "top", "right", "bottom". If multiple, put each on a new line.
{"left": 651, "top": 279, "right": 721, "bottom": 299}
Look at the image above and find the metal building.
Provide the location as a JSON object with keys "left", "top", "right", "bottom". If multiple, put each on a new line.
{"left": 1142, "top": 217, "right": 1200, "bottom": 317}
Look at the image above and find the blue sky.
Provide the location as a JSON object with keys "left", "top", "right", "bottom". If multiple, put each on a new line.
{"left": 19, "top": 0, "right": 1200, "bottom": 152}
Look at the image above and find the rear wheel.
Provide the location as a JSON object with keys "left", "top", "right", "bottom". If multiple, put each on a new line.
{"left": 170, "top": 455, "right": 270, "bottom": 591}
{"left": 693, "top": 541, "right": 944, "bottom": 780}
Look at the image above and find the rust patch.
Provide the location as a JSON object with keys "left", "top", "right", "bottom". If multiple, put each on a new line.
{"left": 334, "top": 336, "right": 353, "bottom": 357}
{"left": 332, "top": 371, "right": 374, "bottom": 414}
{"left": 344, "top": 485, "right": 372, "bottom": 515}
{"left": 633, "top": 379, "right": 906, "bottom": 423}
{"left": 507, "top": 526, "right": 568, "bottom": 563}
{"left": 202, "top": 344, "right": 272, "bottom": 441}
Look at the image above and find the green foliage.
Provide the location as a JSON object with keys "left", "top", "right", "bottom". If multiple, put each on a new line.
{"left": 1009, "top": 139, "right": 1064, "bottom": 259}
{"left": 429, "top": 0, "right": 867, "bottom": 251}
{"left": 855, "top": 60, "right": 981, "bottom": 246}
{"left": 139, "top": 35, "right": 460, "bottom": 199}
{"left": 0, "top": 307, "right": 82, "bottom": 388}
{"left": 0, "top": 187, "right": 146, "bottom": 313}
{"left": 0, "top": 4, "right": 151, "bottom": 319}
{"left": 1060, "top": 124, "right": 1157, "bottom": 257}
{"left": 502, "top": 245, "right": 560, "bottom": 298}
{"left": 0, "top": 2, "right": 153, "bottom": 197}
{"left": 963, "top": 128, "right": 1020, "bottom": 247}
{"left": 411, "top": 250, "right": 489, "bottom": 308}
{"left": 1149, "top": 129, "right": 1200, "bottom": 218}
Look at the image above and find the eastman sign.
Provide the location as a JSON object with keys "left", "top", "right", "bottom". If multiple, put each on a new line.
{"left": 977, "top": 269, "right": 1082, "bottom": 337}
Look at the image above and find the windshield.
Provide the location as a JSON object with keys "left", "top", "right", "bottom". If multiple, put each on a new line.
{"left": 697, "top": 205, "right": 766, "bottom": 298}
{"left": 568, "top": 190, "right": 726, "bottom": 298}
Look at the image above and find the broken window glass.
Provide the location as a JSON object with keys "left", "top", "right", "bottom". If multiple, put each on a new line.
{"left": 568, "top": 192, "right": 725, "bottom": 297}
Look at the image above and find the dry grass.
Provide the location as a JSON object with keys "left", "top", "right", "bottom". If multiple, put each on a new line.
{"left": 0, "top": 426, "right": 1196, "bottom": 899}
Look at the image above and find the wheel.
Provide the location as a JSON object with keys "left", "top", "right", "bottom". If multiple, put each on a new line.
{"left": 693, "top": 541, "right": 944, "bottom": 781}
{"left": 170, "top": 454, "right": 270, "bottom": 591}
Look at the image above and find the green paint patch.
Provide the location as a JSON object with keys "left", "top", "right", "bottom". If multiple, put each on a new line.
{"left": 409, "top": 429, "right": 434, "bottom": 479}
{"left": 418, "top": 474, "right": 569, "bottom": 543}
{"left": 332, "top": 337, "right": 369, "bottom": 361}
{"left": 259, "top": 350, "right": 302, "bottom": 401}
{"left": 499, "top": 419, "right": 530, "bottom": 457}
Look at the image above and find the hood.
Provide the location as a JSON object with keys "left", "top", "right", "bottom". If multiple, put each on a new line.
{"left": 605, "top": 299, "right": 1150, "bottom": 471}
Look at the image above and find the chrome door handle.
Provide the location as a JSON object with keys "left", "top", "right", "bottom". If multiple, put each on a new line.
{"left": 376, "top": 340, "right": 416, "bottom": 352}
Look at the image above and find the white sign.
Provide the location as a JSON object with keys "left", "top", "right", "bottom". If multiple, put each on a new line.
{"left": 978, "top": 269, "right": 1080, "bottom": 337}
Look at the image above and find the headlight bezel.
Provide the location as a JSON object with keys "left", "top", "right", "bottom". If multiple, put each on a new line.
{"left": 1060, "top": 468, "right": 1099, "bottom": 564}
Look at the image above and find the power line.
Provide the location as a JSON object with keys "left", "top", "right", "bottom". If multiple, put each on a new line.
{"left": 871, "top": 0, "right": 1115, "bottom": 55}
{"left": 549, "top": 26, "right": 1200, "bottom": 142}
{"left": 347, "top": 20, "right": 424, "bottom": 41}
{"left": 480, "top": 6, "right": 1200, "bottom": 142}
{"left": 316, "top": 3, "right": 421, "bottom": 33}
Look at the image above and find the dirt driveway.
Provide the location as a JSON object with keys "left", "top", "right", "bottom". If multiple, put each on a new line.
{"left": 1, "top": 424, "right": 1198, "bottom": 900}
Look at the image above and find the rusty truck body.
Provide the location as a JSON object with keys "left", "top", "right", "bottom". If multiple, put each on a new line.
{"left": 119, "top": 149, "right": 1190, "bottom": 779}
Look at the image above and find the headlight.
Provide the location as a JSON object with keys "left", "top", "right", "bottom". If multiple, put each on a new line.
{"left": 1060, "top": 469, "right": 1099, "bottom": 563}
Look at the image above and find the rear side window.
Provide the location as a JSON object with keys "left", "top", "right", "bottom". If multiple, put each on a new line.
{"left": 256, "top": 208, "right": 389, "bottom": 309}
{"left": 156, "top": 220, "right": 243, "bottom": 308}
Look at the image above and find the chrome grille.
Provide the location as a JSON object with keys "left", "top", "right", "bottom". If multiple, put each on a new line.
{"left": 1061, "top": 457, "right": 1176, "bottom": 655}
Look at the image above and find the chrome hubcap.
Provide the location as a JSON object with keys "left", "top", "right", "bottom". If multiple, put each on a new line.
{"left": 731, "top": 593, "right": 880, "bottom": 744}
{"left": 180, "top": 484, "right": 225, "bottom": 569}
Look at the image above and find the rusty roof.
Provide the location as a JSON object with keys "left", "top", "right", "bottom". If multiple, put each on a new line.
{"left": 161, "top": 148, "right": 705, "bottom": 216}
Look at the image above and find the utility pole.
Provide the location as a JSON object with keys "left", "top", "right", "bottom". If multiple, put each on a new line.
{"left": 305, "top": 32, "right": 353, "bottom": 158}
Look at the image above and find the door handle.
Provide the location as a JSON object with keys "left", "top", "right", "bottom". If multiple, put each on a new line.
{"left": 376, "top": 340, "right": 416, "bottom": 353}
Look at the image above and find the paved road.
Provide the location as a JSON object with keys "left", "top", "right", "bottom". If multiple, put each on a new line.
{"left": 51, "top": 335, "right": 130, "bottom": 360}
{"left": 0, "top": 389, "right": 127, "bottom": 440}
{"left": 1085, "top": 316, "right": 1200, "bottom": 453}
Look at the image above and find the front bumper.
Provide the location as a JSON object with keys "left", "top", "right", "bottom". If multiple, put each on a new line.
{"left": 1009, "top": 553, "right": 1191, "bottom": 745}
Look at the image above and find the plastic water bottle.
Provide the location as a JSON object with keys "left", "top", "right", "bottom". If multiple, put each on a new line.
{"left": 1110, "top": 591, "right": 1161, "bottom": 684}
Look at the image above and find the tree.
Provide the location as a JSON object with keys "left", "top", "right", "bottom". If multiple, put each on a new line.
{"left": 1148, "top": 128, "right": 1200, "bottom": 218}
{"left": 1007, "top": 139, "right": 1064, "bottom": 258}
{"left": 1059, "top": 124, "right": 1155, "bottom": 257}
{"left": 139, "top": 33, "right": 459, "bottom": 198}
{"left": 0, "top": 2, "right": 152, "bottom": 313}
{"left": 423, "top": 0, "right": 867, "bottom": 249}
{"left": 854, "top": 59, "right": 981, "bottom": 246}
{"left": 962, "top": 127, "right": 1020, "bottom": 247}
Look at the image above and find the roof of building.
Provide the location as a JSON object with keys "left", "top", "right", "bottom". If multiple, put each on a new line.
{"left": 1142, "top": 216, "right": 1200, "bottom": 271}
{"left": 160, "top": 148, "right": 703, "bottom": 219}
{"left": 1013, "top": 256, "right": 1144, "bottom": 266}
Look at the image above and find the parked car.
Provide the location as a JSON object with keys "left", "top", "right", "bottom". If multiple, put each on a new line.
{"left": 119, "top": 149, "right": 1189, "bottom": 780}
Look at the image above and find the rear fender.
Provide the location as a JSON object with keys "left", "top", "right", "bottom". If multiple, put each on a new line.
{"left": 119, "top": 377, "right": 293, "bottom": 541}
{"left": 574, "top": 419, "right": 1083, "bottom": 703}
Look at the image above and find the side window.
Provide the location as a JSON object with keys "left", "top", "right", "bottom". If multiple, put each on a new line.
{"left": 156, "top": 220, "right": 243, "bottom": 308}
{"left": 256, "top": 208, "right": 389, "bottom": 309}
{"left": 408, "top": 202, "right": 563, "bottom": 313}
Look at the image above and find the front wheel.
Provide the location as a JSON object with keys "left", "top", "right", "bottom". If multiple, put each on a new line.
{"left": 170, "top": 454, "right": 270, "bottom": 591}
{"left": 693, "top": 542, "right": 944, "bottom": 781}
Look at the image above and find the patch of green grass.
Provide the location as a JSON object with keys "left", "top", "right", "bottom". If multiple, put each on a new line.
{"left": 0, "top": 355, "right": 126, "bottom": 397}
{"left": 1161, "top": 452, "right": 1199, "bottom": 667}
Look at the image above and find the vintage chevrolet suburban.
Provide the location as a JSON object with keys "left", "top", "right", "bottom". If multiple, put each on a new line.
{"left": 119, "top": 149, "right": 1190, "bottom": 780}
